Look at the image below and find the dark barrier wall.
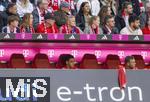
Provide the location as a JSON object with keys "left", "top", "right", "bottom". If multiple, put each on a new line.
{"left": 0, "top": 69, "right": 149, "bottom": 102}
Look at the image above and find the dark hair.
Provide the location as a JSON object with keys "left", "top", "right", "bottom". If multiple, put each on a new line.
{"left": 128, "top": 15, "right": 140, "bottom": 25}
{"left": 78, "top": 2, "right": 92, "bottom": 15}
{"left": 65, "top": 55, "right": 74, "bottom": 63}
{"left": 104, "top": 15, "right": 114, "bottom": 25}
{"left": 122, "top": 1, "right": 132, "bottom": 10}
{"left": 8, "top": 15, "right": 19, "bottom": 25}
{"left": 125, "top": 56, "right": 135, "bottom": 64}
{"left": 6, "top": 3, "right": 16, "bottom": 11}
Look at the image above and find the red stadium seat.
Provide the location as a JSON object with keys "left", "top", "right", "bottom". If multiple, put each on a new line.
{"left": 56, "top": 54, "right": 71, "bottom": 69}
{"left": 32, "top": 53, "right": 52, "bottom": 68}
{"left": 104, "top": 54, "right": 121, "bottom": 69}
{"left": 8, "top": 54, "right": 27, "bottom": 68}
{"left": 132, "top": 55, "right": 145, "bottom": 69}
{"left": 79, "top": 54, "right": 100, "bottom": 69}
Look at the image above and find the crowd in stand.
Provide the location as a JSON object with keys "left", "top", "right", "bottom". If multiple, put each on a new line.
{"left": 0, "top": 0, "right": 150, "bottom": 35}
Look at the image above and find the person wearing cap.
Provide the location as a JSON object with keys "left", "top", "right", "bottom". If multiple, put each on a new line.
{"left": 54, "top": 1, "right": 71, "bottom": 28}
{"left": 36, "top": 13, "right": 59, "bottom": 34}
{"left": 59, "top": 15, "right": 83, "bottom": 34}
{"left": 0, "top": 3, "right": 19, "bottom": 32}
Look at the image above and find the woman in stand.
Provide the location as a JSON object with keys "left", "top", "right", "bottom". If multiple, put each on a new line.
{"left": 20, "top": 13, "right": 35, "bottom": 33}
{"left": 84, "top": 16, "right": 103, "bottom": 34}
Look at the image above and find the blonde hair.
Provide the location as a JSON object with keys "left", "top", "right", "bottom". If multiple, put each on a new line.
{"left": 88, "top": 16, "right": 99, "bottom": 26}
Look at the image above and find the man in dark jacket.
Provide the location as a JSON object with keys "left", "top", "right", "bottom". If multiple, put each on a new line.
{"left": 102, "top": 15, "right": 118, "bottom": 34}
{"left": 0, "top": 3, "right": 19, "bottom": 32}
{"left": 118, "top": 0, "right": 140, "bottom": 16}
{"left": 115, "top": 1, "right": 133, "bottom": 32}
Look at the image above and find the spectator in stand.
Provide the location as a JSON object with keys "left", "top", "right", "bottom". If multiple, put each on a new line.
{"left": 100, "top": 0, "right": 117, "bottom": 15}
{"left": 16, "top": 0, "right": 34, "bottom": 18}
{"left": 140, "top": 1, "right": 150, "bottom": 34}
{"left": 118, "top": 0, "right": 142, "bottom": 16}
{"left": 125, "top": 56, "right": 137, "bottom": 69}
{"left": 62, "top": 54, "right": 76, "bottom": 69}
{"left": 54, "top": 1, "right": 71, "bottom": 28}
{"left": 2, "top": 15, "right": 20, "bottom": 33}
{"left": 0, "top": 3, "right": 19, "bottom": 32}
{"left": 120, "top": 15, "right": 143, "bottom": 35}
{"left": 48, "top": 0, "right": 76, "bottom": 15}
{"left": 76, "top": 2, "right": 92, "bottom": 31}
{"left": 84, "top": 16, "right": 103, "bottom": 34}
{"left": 98, "top": 6, "right": 112, "bottom": 26}
{"left": 102, "top": 15, "right": 118, "bottom": 34}
{"left": 115, "top": 2, "right": 133, "bottom": 32}
{"left": 76, "top": 0, "right": 91, "bottom": 13}
{"left": 36, "top": 13, "right": 58, "bottom": 34}
{"left": 76, "top": 0, "right": 100, "bottom": 16}
{"left": 20, "top": 13, "right": 35, "bottom": 33}
{"left": 32, "top": 0, "right": 49, "bottom": 31}
{"left": 142, "top": 17, "right": 150, "bottom": 34}
{"left": 60, "top": 15, "right": 83, "bottom": 34}
{"left": 146, "top": 2, "right": 150, "bottom": 19}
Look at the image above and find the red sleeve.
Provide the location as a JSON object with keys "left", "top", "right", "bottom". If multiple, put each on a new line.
{"left": 118, "top": 65, "right": 127, "bottom": 89}
{"left": 36, "top": 24, "right": 43, "bottom": 33}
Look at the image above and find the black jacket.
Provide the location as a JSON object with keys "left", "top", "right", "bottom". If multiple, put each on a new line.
{"left": 75, "top": 13, "right": 85, "bottom": 31}
{"left": 102, "top": 26, "right": 119, "bottom": 34}
{"left": 115, "top": 14, "right": 126, "bottom": 32}
{"left": 0, "top": 11, "right": 19, "bottom": 32}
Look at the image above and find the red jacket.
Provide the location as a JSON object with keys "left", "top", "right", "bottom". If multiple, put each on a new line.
{"left": 118, "top": 65, "right": 127, "bottom": 89}
{"left": 36, "top": 23, "right": 59, "bottom": 34}
{"left": 142, "top": 26, "right": 150, "bottom": 34}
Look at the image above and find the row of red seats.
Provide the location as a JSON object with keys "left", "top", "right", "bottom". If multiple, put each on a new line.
{"left": 0, "top": 53, "right": 147, "bottom": 69}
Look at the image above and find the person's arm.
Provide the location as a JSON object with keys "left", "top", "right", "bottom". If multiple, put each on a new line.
{"left": 2, "top": 26, "right": 7, "bottom": 33}
{"left": 138, "top": 29, "right": 143, "bottom": 35}
{"left": 75, "top": 14, "right": 85, "bottom": 31}
{"left": 32, "top": 10, "right": 39, "bottom": 31}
